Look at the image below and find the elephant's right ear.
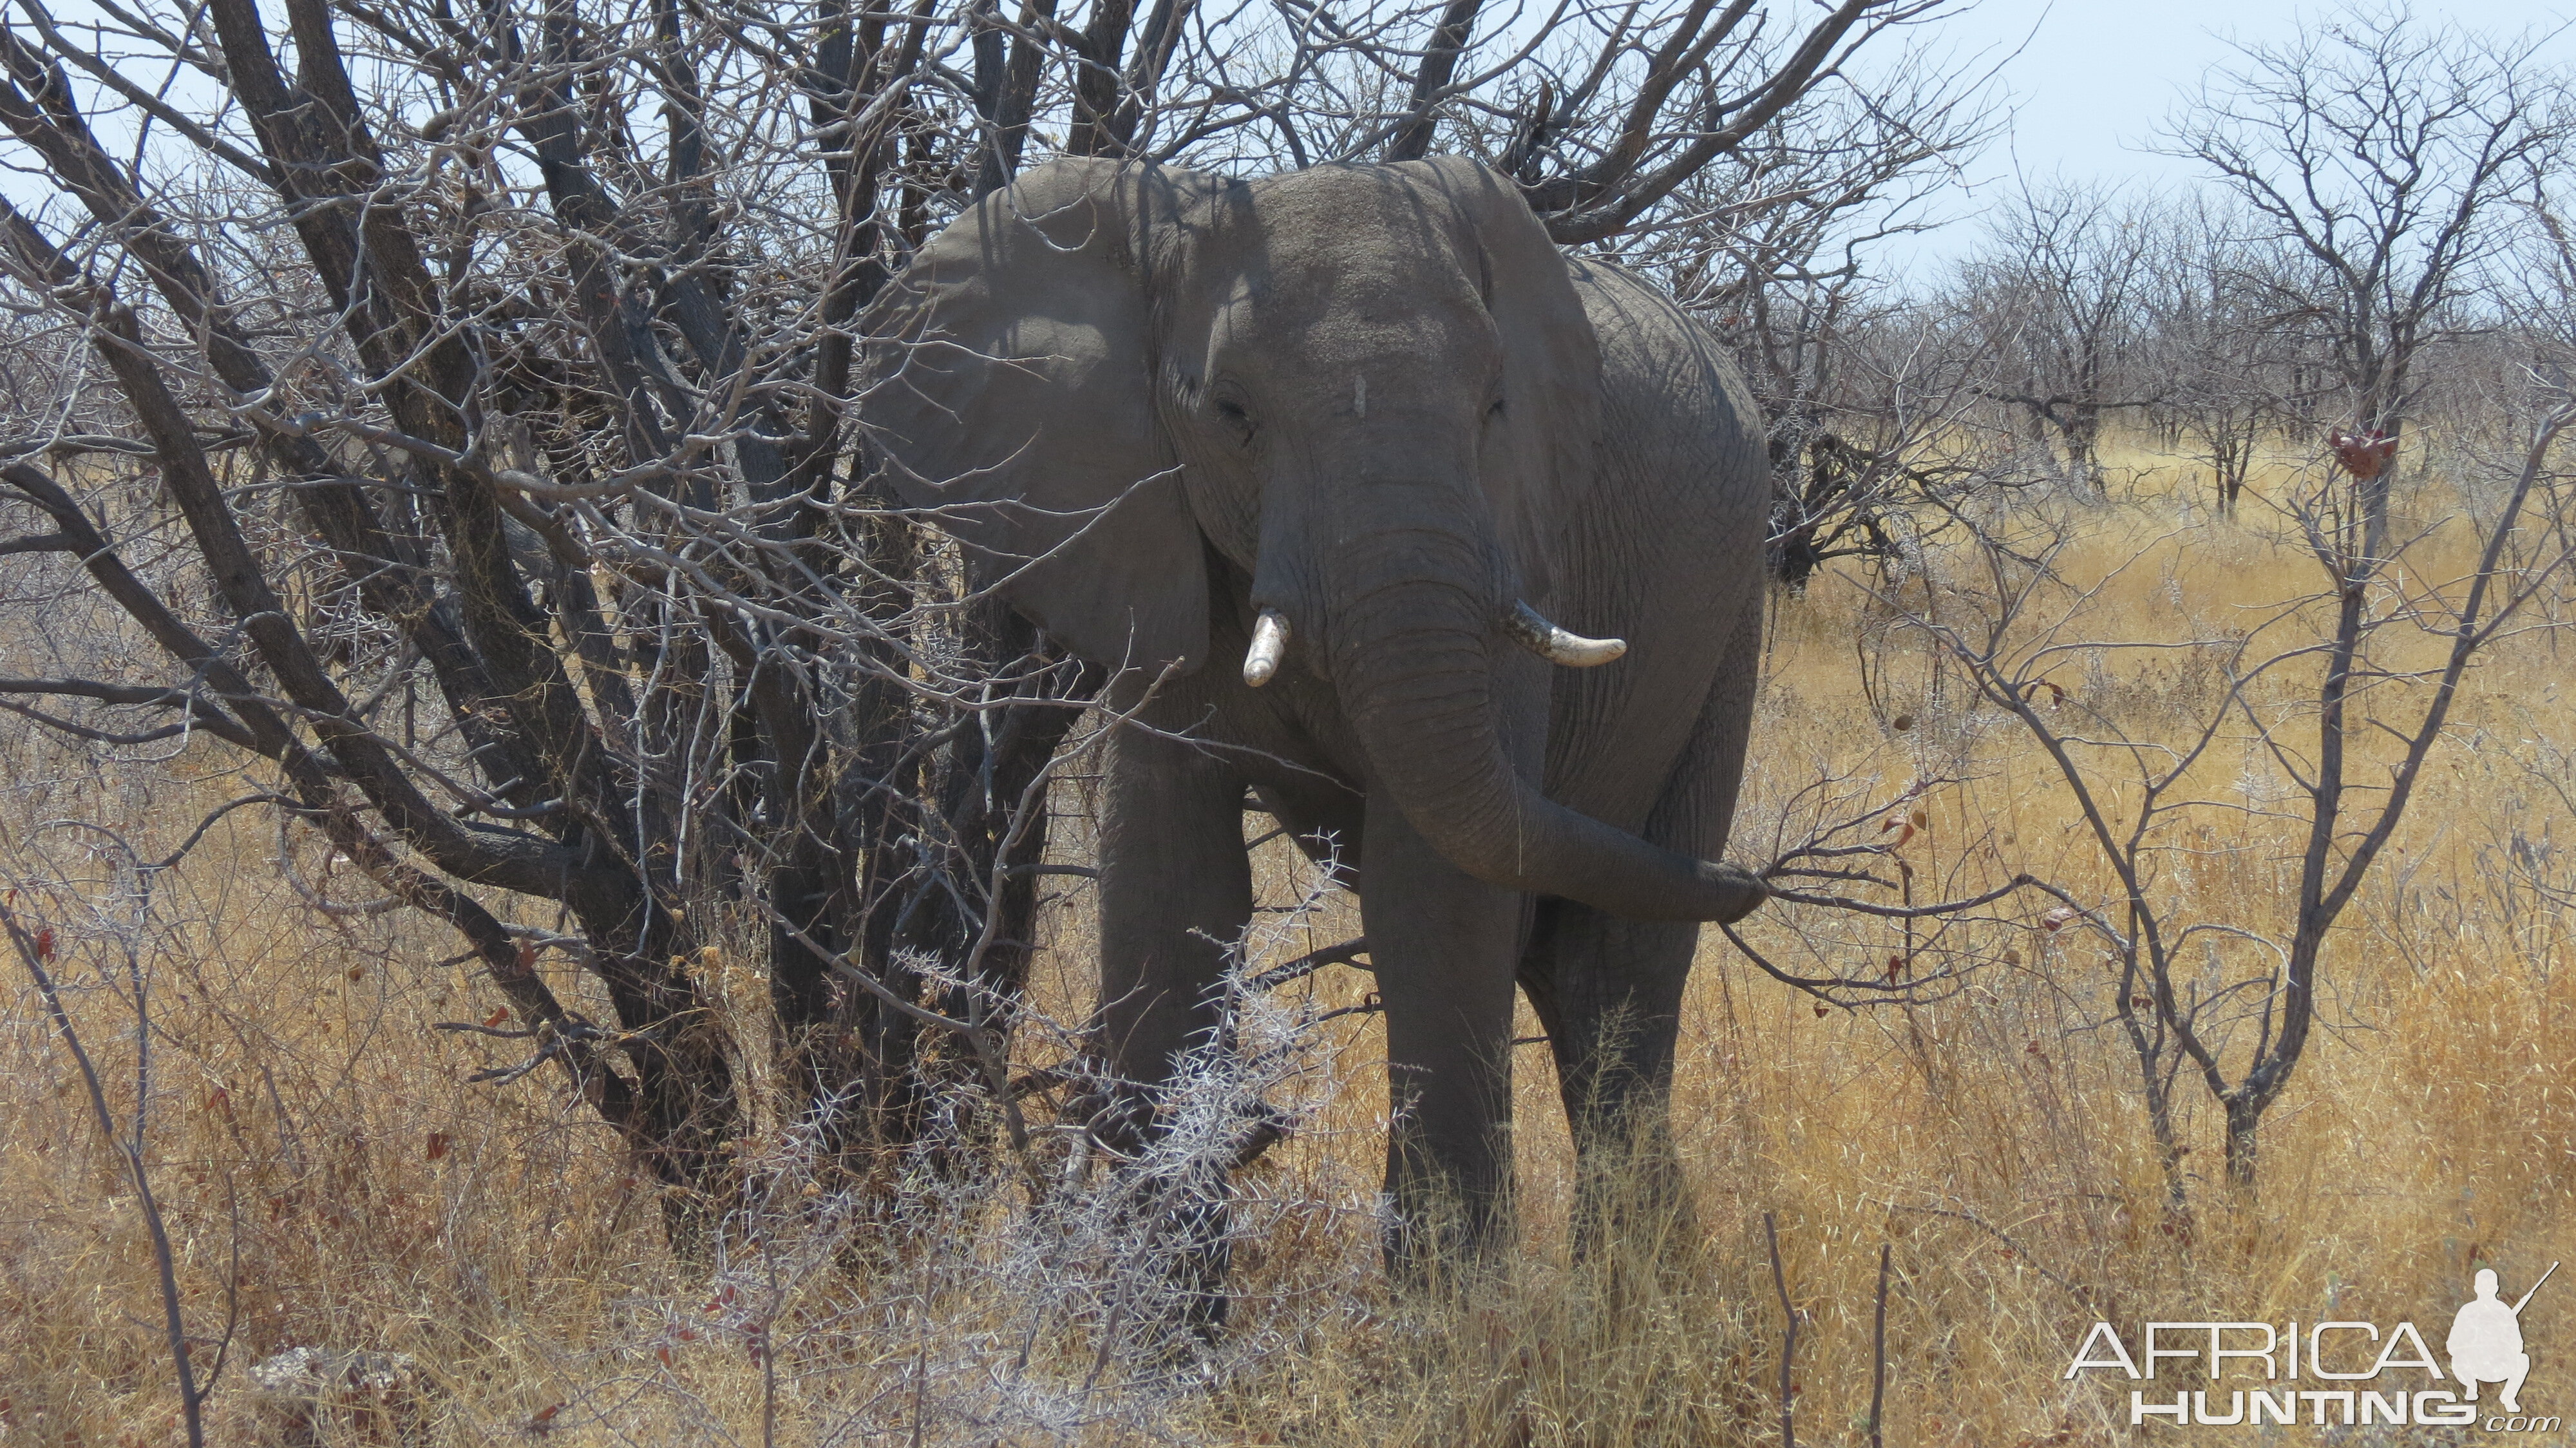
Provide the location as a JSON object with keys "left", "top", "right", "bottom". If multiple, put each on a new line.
{"left": 859, "top": 158, "right": 1222, "bottom": 672}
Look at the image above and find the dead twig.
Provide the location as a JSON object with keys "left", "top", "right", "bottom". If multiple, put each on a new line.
{"left": 1869, "top": 1242, "right": 1890, "bottom": 1448}
{"left": 1764, "top": 1211, "right": 1796, "bottom": 1448}
{"left": 0, "top": 899, "right": 206, "bottom": 1447}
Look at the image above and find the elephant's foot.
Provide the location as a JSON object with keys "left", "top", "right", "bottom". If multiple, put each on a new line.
{"left": 1379, "top": 1171, "right": 1515, "bottom": 1290}
{"left": 1567, "top": 1129, "right": 1696, "bottom": 1267}
{"left": 1088, "top": 1158, "right": 1236, "bottom": 1353}
{"left": 1519, "top": 900, "right": 1700, "bottom": 1267}
{"left": 1154, "top": 1195, "right": 1235, "bottom": 1347}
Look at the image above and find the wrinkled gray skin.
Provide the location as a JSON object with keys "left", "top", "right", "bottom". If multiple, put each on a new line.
{"left": 860, "top": 157, "right": 1766, "bottom": 1272}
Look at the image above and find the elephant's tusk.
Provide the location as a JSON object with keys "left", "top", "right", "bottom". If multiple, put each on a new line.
{"left": 1244, "top": 609, "right": 1290, "bottom": 687}
{"left": 1503, "top": 601, "right": 1627, "bottom": 667}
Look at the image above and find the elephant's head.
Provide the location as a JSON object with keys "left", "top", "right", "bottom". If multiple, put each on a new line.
{"left": 859, "top": 157, "right": 1761, "bottom": 924}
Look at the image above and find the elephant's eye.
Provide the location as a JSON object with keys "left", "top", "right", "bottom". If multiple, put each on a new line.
{"left": 1213, "top": 398, "right": 1255, "bottom": 443}
{"left": 1488, "top": 397, "right": 1507, "bottom": 420}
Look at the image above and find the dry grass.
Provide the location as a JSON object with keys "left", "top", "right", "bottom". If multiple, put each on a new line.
{"left": 6, "top": 447, "right": 2574, "bottom": 1444}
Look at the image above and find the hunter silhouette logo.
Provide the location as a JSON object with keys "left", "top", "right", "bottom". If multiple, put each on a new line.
{"left": 2452, "top": 1262, "right": 2555, "bottom": 1415}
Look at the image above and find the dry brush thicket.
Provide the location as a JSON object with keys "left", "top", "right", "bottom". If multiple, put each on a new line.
{"left": 10, "top": 449, "right": 2576, "bottom": 1445}
{"left": 6, "top": 0, "right": 2576, "bottom": 1442}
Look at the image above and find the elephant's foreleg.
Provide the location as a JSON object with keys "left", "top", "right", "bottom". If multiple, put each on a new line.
{"left": 1091, "top": 725, "right": 1254, "bottom": 1335}
{"left": 1364, "top": 790, "right": 1527, "bottom": 1275}
{"left": 1520, "top": 613, "right": 1757, "bottom": 1255}
{"left": 1092, "top": 725, "right": 1255, "bottom": 1152}
{"left": 1518, "top": 900, "right": 1699, "bottom": 1253}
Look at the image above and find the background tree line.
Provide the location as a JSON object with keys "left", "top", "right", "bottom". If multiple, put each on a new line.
{"left": 1750, "top": 8, "right": 2571, "bottom": 578}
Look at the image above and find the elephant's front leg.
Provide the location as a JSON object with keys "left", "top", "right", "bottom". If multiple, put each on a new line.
{"left": 1092, "top": 724, "right": 1254, "bottom": 1152}
{"left": 1517, "top": 901, "right": 1700, "bottom": 1255}
{"left": 1091, "top": 723, "right": 1254, "bottom": 1334}
{"left": 1517, "top": 638, "right": 1756, "bottom": 1257}
{"left": 1364, "top": 790, "right": 1528, "bottom": 1273}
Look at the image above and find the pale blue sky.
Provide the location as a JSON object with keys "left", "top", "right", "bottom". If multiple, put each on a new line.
{"left": 1910, "top": 0, "right": 2576, "bottom": 257}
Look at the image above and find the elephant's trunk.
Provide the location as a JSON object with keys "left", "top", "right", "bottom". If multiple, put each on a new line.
{"left": 1323, "top": 555, "right": 1762, "bottom": 924}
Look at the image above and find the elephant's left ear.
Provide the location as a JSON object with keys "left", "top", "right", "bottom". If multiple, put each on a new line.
{"left": 856, "top": 159, "right": 1228, "bottom": 673}
{"left": 1407, "top": 158, "right": 1602, "bottom": 606}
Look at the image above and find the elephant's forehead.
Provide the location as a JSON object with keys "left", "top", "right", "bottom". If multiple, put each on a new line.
{"left": 1198, "top": 236, "right": 1495, "bottom": 368}
{"left": 1211, "top": 171, "right": 1483, "bottom": 301}
{"left": 1211, "top": 273, "right": 1489, "bottom": 352}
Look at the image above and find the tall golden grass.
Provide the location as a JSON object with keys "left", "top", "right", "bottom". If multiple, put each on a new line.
{"left": 5, "top": 448, "right": 2571, "bottom": 1444}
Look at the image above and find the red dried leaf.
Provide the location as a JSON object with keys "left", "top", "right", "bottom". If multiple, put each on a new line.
{"left": 2329, "top": 428, "right": 2398, "bottom": 481}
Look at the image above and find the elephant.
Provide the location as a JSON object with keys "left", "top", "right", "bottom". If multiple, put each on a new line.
{"left": 857, "top": 155, "right": 1768, "bottom": 1275}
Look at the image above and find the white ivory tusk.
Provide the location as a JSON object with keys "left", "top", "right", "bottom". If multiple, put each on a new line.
{"left": 1244, "top": 609, "right": 1290, "bottom": 687}
{"left": 1502, "top": 600, "right": 1626, "bottom": 667}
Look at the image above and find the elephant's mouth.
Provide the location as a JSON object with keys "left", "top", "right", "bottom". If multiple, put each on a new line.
{"left": 1260, "top": 555, "right": 1763, "bottom": 925}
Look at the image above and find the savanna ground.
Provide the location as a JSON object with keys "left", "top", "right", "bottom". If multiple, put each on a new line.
{"left": 5, "top": 443, "right": 2571, "bottom": 1445}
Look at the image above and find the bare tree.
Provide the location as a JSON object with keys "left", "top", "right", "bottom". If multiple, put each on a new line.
{"left": 0, "top": 0, "right": 1115, "bottom": 1237}
{"left": 1952, "top": 179, "right": 2166, "bottom": 493}
{"left": 1900, "top": 196, "right": 2576, "bottom": 1210}
{"left": 1618, "top": 35, "right": 2000, "bottom": 586}
{"left": 2161, "top": 1, "right": 2570, "bottom": 530}
{"left": 1452, "top": 0, "right": 1953, "bottom": 242}
{"left": 2141, "top": 198, "right": 2302, "bottom": 517}
{"left": 0, "top": 0, "right": 1965, "bottom": 1248}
